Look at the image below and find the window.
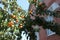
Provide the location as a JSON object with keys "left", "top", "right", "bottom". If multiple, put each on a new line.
{"left": 46, "top": 29, "right": 55, "bottom": 36}
{"left": 48, "top": 2, "right": 59, "bottom": 11}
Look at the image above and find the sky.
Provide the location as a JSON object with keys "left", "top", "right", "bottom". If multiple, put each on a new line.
{"left": 0, "top": 0, "right": 29, "bottom": 11}
{"left": 0, "top": 3, "right": 4, "bottom": 8}
{"left": 17, "top": 0, "right": 29, "bottom": 11}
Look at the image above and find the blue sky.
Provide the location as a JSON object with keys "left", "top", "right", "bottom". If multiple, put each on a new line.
{"left": 0, "top": 3, "right": 3, "bottom": 8}
{"left": 0, "top": 0, "right": 29, "bottom": 11}
{"left": 17, "top": 0, "right": 29, "bottom": 11}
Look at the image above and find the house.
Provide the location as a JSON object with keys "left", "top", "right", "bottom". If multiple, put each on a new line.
{"left": 29, "top": 0, "right": 60, "bottom": 40}
{"left": 44, "top": 0, "right": 60, "bottom": 40}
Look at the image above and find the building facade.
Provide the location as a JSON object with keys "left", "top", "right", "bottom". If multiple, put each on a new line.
{"left": 29, "top": 0, "right": 60, "bottom": 40}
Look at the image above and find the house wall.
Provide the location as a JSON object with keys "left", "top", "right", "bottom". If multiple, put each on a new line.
{"left": 55, "top": 0, "right": 60, "bottom": 4}
{"left": 29, "top": 0, "right": 60, "bottom": 40}
{"left": 40, "top": 0, "right": 60, "bottom": 40}
{"left": 44, "top": 0, "right": 60, "bottom": 23}
{"left": 39, "top": 26, "right": 47, "bottom": 40}
{"left": 44, "top": 0, "right": 60, "bottom": 40}
{"left": 43, "top": 0, "right": 55, "bottom": 7}
{"left": 44, "top": 0, "right": 60, "bottom": 7}
{"left": 48, "top": 34, "right": 60, "bottom": 40}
